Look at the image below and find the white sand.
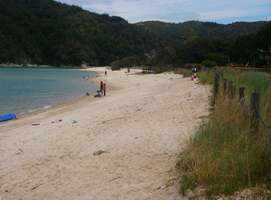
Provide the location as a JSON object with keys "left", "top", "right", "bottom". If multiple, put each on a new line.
{"left": 0, "top": 68, "right": 210, "bottom": 200}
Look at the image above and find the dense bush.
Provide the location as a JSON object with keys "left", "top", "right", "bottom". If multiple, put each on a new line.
{"left": 202, "top": 60, "right": 217, "bottom": 68}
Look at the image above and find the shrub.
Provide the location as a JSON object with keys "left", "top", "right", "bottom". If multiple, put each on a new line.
{"left": 206, "top": 53, "right": 228, "bottom": 66}
{"left": 111, "top": 65, "right": 121, "bottom": 71}
{"left": 202, "top": 60, "right": 217, "bottom": 68}
{"left": 174, "top": 68, "right": 192, "bottom": 78}
{"left": 111, "top": 60, "right": 122, "bottom": 71}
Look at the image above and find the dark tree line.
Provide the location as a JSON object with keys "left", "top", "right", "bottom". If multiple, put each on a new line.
{"left": 0, "top": 0, "right": 269, "bottom": 68}
{"left": 135, "top": 21, "right": 270, "bottom": 68}
{"left": 0, "top": 0, "right": 161, "bottom": 66}
{"left": 230, "top": 23, "right": 271, "bottom": 66}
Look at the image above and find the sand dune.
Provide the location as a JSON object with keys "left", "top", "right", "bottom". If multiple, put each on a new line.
{"left": 0, "top": 68, "right": 210, "bottom": 200}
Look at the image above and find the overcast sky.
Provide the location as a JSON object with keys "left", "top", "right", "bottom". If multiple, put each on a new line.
{"left": 57, "top": 0, "right": 271, "bottom": 24}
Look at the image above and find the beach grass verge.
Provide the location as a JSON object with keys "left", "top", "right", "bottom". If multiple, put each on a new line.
{"left": 177, "top": 68, "right": 271, "bottom": 197}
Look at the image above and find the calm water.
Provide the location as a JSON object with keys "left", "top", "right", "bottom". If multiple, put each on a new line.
{"left": 0, "top": 68, "right": 97, "bottom": 115}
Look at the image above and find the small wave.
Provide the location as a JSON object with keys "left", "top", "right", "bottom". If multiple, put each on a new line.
{"left": 42, "top": 105, "right": 52, "bottom": 110}
{"left": 19, "top": 111, "right": 26, "bottom": 115}
{"left": 27, "top": 108, "right": 39, "bottom": 113}
{"left": 26, "top": 105, "right": 52, "bottom": 114}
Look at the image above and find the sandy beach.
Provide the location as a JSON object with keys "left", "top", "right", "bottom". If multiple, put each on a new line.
{"left": 0, "top": 67, "right": 210, "bottom": 200}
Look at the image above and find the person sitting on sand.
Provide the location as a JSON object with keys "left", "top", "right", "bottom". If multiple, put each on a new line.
{"left": 94, "top": 90, "right": 102, "bottom": 98}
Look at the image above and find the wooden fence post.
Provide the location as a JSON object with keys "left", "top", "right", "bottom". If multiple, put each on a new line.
{"left": 223, "top": 79, "right": 228, "bottom": 95}
{"left": 228, "top": 81, "right": 233, "bottom": 97}
{"left": 239, "top": 87, "right": 245, "bottom": 102}
{"left": 230, "top": 84, "right": 236, "bottom": 99}
{"left": 213, "top": 73, "right": 220, "bottom": 105}
{"left": 220, "top": 71, "right": 224, "bottom": 79}
{"left": 250, "top": 92, "right": 260, "bottom": 134}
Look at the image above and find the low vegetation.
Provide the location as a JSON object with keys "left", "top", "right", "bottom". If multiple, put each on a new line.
{"left": 177, "top": 69, "right": 271, "bottom": 197}
{"left": 174, "top": 68, "right": 192, "bottom": 78}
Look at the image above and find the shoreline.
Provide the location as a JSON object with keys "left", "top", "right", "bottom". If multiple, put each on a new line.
{"left": 0, "top": 64, "right": 85, "bottom": 69}
{"left": 0, "top": 67, "right": 113, "bottom": 132}
{"left": 0, "top": 68, "right": 210, "bottom": 200}
{"left": 0, "top": 67, "right": 101, "bottom": 124}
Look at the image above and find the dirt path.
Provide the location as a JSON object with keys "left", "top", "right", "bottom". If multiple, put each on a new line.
{"left": 0, "top": 68, "right": 210, "bottom": 200}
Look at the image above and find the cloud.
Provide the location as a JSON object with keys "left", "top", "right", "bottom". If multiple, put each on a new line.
{"left": 57, "top": 0, "right": 271, "bottom": 23}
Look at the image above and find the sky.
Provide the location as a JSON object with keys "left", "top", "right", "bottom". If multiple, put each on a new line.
{"left": 57, "top": 0, "right": 271, "bottom": 24}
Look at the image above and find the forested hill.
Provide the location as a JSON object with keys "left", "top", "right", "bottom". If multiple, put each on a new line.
{"left": 0, "top": 0, "right": 268, "bottom": 67}
{"left": 0, "top": 0, "right": 161, "bottom": 66}
{"left": 136, "top": 21, "right": 267, "bottom": 44}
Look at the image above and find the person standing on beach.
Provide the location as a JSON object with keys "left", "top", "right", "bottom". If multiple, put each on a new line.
{"left": 191, "top": 66, "right": 198, "bottom": 80}
{"left": 103, "top": 83, "right": 106, "bottom": 96}
{"left": 192, "top": 65, "right": 198, "bottom": 74}
{"left": 105, "top": 71, "right": 107, "bottom": 76}
{"left": 100, "top": 81, "right": 104, "bottom": 94}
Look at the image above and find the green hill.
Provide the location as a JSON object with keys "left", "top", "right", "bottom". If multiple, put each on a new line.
{"left": 0, "top": 0, "right": 160, "bottom": 66}
{"left": 0, "top": 0, "right": 268, "bottom": 67}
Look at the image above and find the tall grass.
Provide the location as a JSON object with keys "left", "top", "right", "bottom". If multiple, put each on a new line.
{"left": 198, "top": 70, "right": 214, "bottom": 85}
{"left": 177, "top": 69, "right": 271, "bottom": 197}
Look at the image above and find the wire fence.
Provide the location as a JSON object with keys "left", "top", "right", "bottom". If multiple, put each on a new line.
{"left": 213, "top": 72, "right": 270, "bottom": 133}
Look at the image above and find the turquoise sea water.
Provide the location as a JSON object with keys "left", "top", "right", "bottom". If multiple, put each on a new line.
{"left": 0, "top": 68, "right": 97, "bottom": 115}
